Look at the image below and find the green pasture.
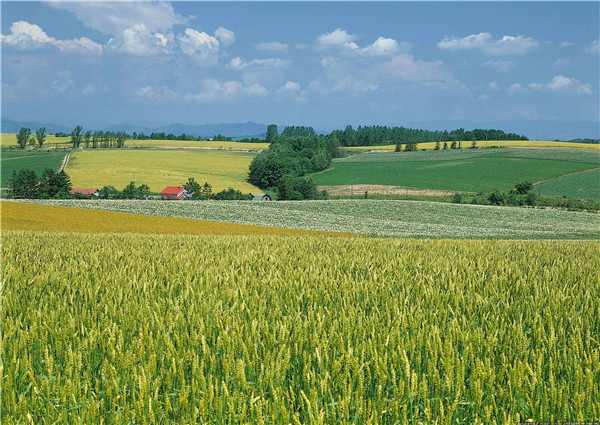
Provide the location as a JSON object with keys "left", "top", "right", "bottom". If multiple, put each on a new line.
{"left": 313, "top": 148, "right": 599, "bottom": 194}
{"left": 536, "top": 168, "right": 600, "bottom": 200}
{"left": 1, "top": 150, "right": 66, "bottom": 187}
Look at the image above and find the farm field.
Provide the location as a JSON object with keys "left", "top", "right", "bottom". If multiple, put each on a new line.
{"left": 313, "top": 148, "right": 600, "bottom": 194}
{"left": 0, "top": 133, "right": 70, "bottom": 147}
{"left": 536, "top": 168, "right": 600, "bottom": 200}
{"left": 22, "top": 199, "right": 600, "bottom": 239}
{"left": 0, "top": 150, "right": 67, "bottom": 187}
{"left": 3, "top": 231, "right": 599, "bottom": 423}
{"left": 127, "top": 139, "right": 270, "bottom": 149}
{"left": 65, "top": 149, "right": 260, "bottom": 193}
{"left": 0, "top": 201, "right": 348, "bottom": 237}
{"left": 345, "top": 140, "right": 600, "bottom": 151}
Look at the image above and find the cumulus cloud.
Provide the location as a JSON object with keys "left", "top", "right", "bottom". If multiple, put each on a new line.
{"left": 51, "top": 70, "right": 75, "bottom": 93}
{"left": 49, "top": 2, "right": 186, "bottom": 36}
{"left": 280, "top": 81, "right": 300, "bottom": 92}
{"left": 214, "top": 27, "right": 235, "bottom": 47}
{"left": 136, "top": 85, "right": 179, "bottom": 101}
{"left": 228, "top": 57, "right": 290, "bottom": 71}
{"left": 483, "top": 60, "right": 514, "bottom": 72}
{"left": 107, "top": 24, "right": 173, "bottom": 55}
{"left": 309, "top": 78, "right": 378, "bottom": 94}
{"left": 489, "top": 81, "right": 499, "bottom": 90}
{"left": 183, "top": 79, "right": 267, "bottom": 103}
{"left": 508, "top": 83, "right": 524, "bottom": 93}
{"left": 552, "top": 57, "right": 572, "bottom": 69}
{"left": 559, "top": 41, "right": 574, "bottom": 48}
{"left": 438, "top": 32, "right": 539, "bottom": 55}
{"left": 1, "top": 20, "right": 102, "bottom": 54}
{"left": 374, "top": 54, "right": 454, "bottom": 83}
{"left": 256, "top": 41, "right": 289, "bottom": 52}
{"left": 316, "top": 28, "right": 406, "bottom": 57}
{"left": 178, "top": 29, "right": 220, "bottom": 65}
{"left": 547, "top": 75, "right": 592, "bottom": 94}
{"left": 585, "top": 40, "right": 599, "bottom": 54}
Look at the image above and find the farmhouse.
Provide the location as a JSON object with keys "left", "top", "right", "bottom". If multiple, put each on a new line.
{"left": 70, "top": 188, "right": 100, "bottom": 197}
{"left": 160, "top": 186, "right": 191, "bottom": 200}
{"left": 251, "top": 193, "right": 272, "bottom": 201}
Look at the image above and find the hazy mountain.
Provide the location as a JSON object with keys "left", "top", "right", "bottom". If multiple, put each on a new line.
{"left": 1, "top": 118, "right": 72, "bottom": 135}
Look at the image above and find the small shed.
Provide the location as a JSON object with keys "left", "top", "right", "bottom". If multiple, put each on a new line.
{"left": 251, "top": 193, "right": 272, "bottom": 201}
{"left": 70, "top": 188, "right": 100, "bottom": 197}
{"left": 161, "top": 186, "right": 191, "bottom": 200}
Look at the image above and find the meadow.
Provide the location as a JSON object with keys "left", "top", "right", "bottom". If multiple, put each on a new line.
{"left": 313, "top": 148, "right": 600, "bottom": 194}
{"left": 21, "top": 199, "right": 600, "bottom": 239}
{"left": 0, "top": 150, "right": 67, "bottom": 187}
{"left": 0, "top": 133, "right": 70, "bottom": 147}
{"left": 65, "top": 149, "right": 260, "bottom": 193}
{"left": 344, "top": 140, "right": 600, "bottom": 151}
{"left": 536, "top": 168, "right": 600, "bottom": 200}
{"left": 2, "top": 231, "right": 599, "bottom": 423}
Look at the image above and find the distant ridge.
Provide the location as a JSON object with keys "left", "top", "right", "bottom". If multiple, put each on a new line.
{"left": 1, "top": 118, "right": 267, "bottom": 139}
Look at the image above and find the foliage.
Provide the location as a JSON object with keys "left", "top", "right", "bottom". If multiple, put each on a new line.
{"left": 2, "top": 231, "right": 599, "bottom": 423}
{"left": 70, "top": 125, "right": 84, "bottom": 148}
{"left": 99, "top": 185, "right": 120, "bottom": 199}
{"left": 122, "top": 181, "right": 150, "bottom": 199}
{"left": 7, "top": 168, "right": 71, "bottom": 199}
{"left": 265, "top": 124, "right": 278, "bottom": 143}
{"left": 184, "top": 177, "right": 201, "bottom": 198}
{"left": 213, "top": 188, "right": 253, "bottom": 200}
{"left": 16, "top": 127, "right": 31, "bottom": 148}
{"left": 35, "top": 127, "right": 46, "bottom": 147}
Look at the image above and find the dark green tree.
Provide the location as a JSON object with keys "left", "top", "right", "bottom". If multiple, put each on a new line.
{"left": 266, "top": 124, "right": 278, "bottom": 143}
{"left": 35, "top": 127, "right": 46, "bottom": 147}
{"left": 122, "top": 181, "right": 137, "bottom": 199}
{"left": 83, "top": 131, "right": 92, "bottom": 148}
{"left": 70, "top": 125, "right": 83, "bottom": 148}
{"left": 184, "top": 178, "right": 201, "bottom": 198}
{"left": 16, "top": 127, "right": 31, "bottom": 149}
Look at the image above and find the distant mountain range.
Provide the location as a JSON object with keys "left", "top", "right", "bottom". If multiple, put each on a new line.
{"left": 2, "top": 117, "right": 598, "bottom": 141}
{"left": 1, "top": 118, "right": 267, "bottom": 139}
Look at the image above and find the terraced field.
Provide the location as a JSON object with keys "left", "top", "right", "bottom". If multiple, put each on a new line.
{"left": 18, "top": 199, "right": 600, "bottom": 239}
{"left": 65, "top": 149, "right": 260, "bottom": 193}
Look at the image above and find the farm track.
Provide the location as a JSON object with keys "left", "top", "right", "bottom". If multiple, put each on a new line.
{"left": 58, "top": 152, "right": 71, "bottom": 172}
{"left": 532, "top": 166, "right": 600, "bottom": 186}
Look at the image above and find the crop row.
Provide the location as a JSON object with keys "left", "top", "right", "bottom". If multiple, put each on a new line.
{"left": 2, "top": 231, "right": 599, "bottom": 423}
{"left": 19, "top": 199, "right": 600, "bottom": 239}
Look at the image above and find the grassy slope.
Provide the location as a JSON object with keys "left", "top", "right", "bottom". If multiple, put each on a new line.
{"left": 0, "top": 150, "right": 66, "bottom": 187}
{"left": 536, "top": 168, "right": 600, "bottom": 200}
{"left": 20, "top": 199, "right": 600, "bottom": 239}
{"left": 65, "top": 149, "right": 260, "bottom": 193}
{"left": 313, "top": 148, "right": 600, "bottom": 193}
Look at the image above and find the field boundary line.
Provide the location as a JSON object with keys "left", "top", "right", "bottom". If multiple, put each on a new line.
{"left": 532, "top": 166, "right": 600, "bottom": 186}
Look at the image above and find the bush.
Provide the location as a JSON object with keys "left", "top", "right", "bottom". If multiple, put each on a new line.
{"left": 452, "top": 193, "right": 463, "bottom": 204}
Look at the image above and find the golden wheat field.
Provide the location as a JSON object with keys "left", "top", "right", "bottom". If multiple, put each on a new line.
{"left": 0, "top": 201, "right": 350, "bottom": 237}
{"left": 2, "top": 228, "right": 599, "bottom": 424}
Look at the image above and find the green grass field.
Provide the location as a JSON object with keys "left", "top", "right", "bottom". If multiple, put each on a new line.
{"left": 536, "top": 168, "right": 600, "bottom": 200}
{"left": 0, "top": 150, "right": 67, "bottom": 187}
{"left": 21, "top": 199, "right": 600, "bottom": 239}
{"left": 313, "top": 148, "right": 599, "bottom": 194}
{"left": 65, "top": 149, "right": 260, "bottom": 193}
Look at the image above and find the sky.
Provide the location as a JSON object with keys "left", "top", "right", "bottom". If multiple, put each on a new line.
{"left": 1, "top": 1, "right": 599, "bottom": 133}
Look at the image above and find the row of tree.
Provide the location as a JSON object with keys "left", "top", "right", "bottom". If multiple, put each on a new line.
{"left": 16, "top": 127, "right": 47, "bottom": 148}
{"left": 183, "top": 178, "right": 252, "bottom": 200}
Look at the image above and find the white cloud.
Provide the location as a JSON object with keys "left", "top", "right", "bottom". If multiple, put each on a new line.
{"left": 528, "top": 83, "right": 543, "bottom": 90}
{"left": 178, "top": 29, "right": 220, "bottom": 65}
{"left": 438, "top": 32, "right": 539, "bottom": 55}
{"left": 51, "top": 70, "right": 75, "bottom": 93}
{"left": 50, "top": 2, "right": 186, "bottom": 36}
{"left": 280, "top": 81, "right": 300, "bottom": 92}
{"left": 256, "top": 41, "right": 289, "bottom": 52}
{"left": 317, "top": 28, "right": 358, "bottom": 50}
{"left": 228, "top": 57, "right": 290, "bottom": 71}
{"left": 136, "top": 85, "right": 179, "bottom": 101}
{"left": 508, "top": 83, "right": 524, "bottom": 93}
{"left": 489, "top": 81, "right": 499, "bottom": 90}
{"left": 316, "top": 28, "right": 406, "bottom": 57}
{"left": 374, "top": 54, "right": 454, "bottom": 83}
{"left": 559, "top": 41, "right": 574, "bottom": 48}
{"left": 552, "top": 57, "right": 571, "bottom": 69}
{"left": 483, "top": 60, "right": 514, "bottom": 72}
{"left": 1, "top": 20, "right": 102, "bottom": 54}
{"left": 107, "top": 24, "right": 173, "bottom": 56}
{"left": 477, "top": 94, "right": 490, "bottom": 101}
{"left": 309, "top": 78, "right": 378, "bottom": 94}
{"left": 547, "top": 75, "right": 592, "bottom": 94}
{"left": 585, "top": 40, "right": 599, "bottom": 54}
{"left": 214, "top": 27, "right": 235, "bottom": 47}
{"left": 183, "top": 79, "right": 267, "bottom": 103}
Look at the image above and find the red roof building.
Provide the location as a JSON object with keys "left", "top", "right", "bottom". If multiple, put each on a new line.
{"left": 70, "top": 188, "right": 100, "bottom": 196}
{"left": 160, "top": 186, "right": 191, "bottom": 200}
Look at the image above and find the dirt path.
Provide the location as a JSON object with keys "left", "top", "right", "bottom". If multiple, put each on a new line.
{"left": 58, "top": 153, "right": 71, "bottom": 172}
{"left": 318, "top": 184, "right": 473, "bottom": 197}
{"left": 532, "top": 166, "right": 600, "bottom": 186}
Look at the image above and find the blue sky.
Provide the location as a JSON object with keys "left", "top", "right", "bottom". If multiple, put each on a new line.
{"left": 1, "top": 1, "right": 598, "bottom": 132}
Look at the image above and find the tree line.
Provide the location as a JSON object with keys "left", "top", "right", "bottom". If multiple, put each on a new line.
{"left": 8, "top": 168, "right": 72, "bottom": 199}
